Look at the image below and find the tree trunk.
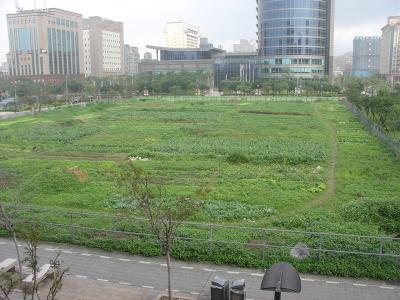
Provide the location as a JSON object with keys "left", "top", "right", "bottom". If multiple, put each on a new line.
{"left": 166, "top": 249, "right": 172, "bottom": 300}
{"left": 12, "top": 231, "right": 23, "bottom": 275}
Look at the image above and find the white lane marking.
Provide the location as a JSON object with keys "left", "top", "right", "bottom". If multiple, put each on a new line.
{"left": 227, "top": 271, "right": 240, "bottom": 275}
{"left": 100, "top": 256, "right": 111, "bottom": 259}
{"left": 204, "top": 268, "right": 216, "bottom": 272}
{"left": 139, "top": 261, "right": 150, "bottom": 264}
{"left": 326, "top": 281, "right": 340, "bottom": 284}
{"left": 172, "top": 290, "right": 179, "bottom": 292}
{"left": 13, "top": 289, "right": 23, "bottom": 293}
{"left": 119, "top": 282, "right": 130, "bottom": 285}
{"left": 97, "top": 278, "right": 109, "bottom": 282}
{"left": 81, "top": 253, "right": 92, "bottom": 257}
{"left": 17, "top": 244, "right": 23, "bottom": 247}
{"left": 379, "top": 286, "right": 394, "bottom": 290}
{"left": 251, "top": 273, "right": 263, "bottom": 277}
{"left": 160, "top": 264, "right": 167, "bottom": 267}
{"left": 45, "top": 248, "right": 56, "bottom": 252}
{"left": 62, "top": 250, "right": 73, "bottom": 254}
{"left": 181, "top": 266, "right": 194, "bottom": 270}
{"left": 353, "top": 283, "right": 367, "bottom": 287}
{"left": 0, "top": 242, "right": 7, "bottom": 245}
{"left": 75, "top": 275, "right": 87, "bottom": 279}
{"left": 118, "top": 258, "right": 131, "bottom": 262}
{"left": 142, "top": 285, "right": 154, "bottom": 289}
{"left": 190, "top": 292, "right": 200, "bottom": 295}
{"left": 301, "top": 278, "right": 315, "bottom": 282}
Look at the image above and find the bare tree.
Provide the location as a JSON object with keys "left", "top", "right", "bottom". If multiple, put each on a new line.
{"left": 0, "top": 201, "right": 23, "bottom": 276}
{"left": 23, "top": 225, "right": 68, "bottom": 300}
{"left": 120, "top": 162, "right": 200, "bottom": 300}
{"left": 0, "top": 273, "right": 14, "bottom": 300}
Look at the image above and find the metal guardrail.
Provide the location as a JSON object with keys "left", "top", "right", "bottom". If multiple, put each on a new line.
{"left": 3, "top": 205, "right": 400, "bottom": 261}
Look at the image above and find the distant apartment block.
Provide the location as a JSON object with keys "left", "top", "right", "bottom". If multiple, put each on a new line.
{"left": 233, "top": 39, "right": 256, "bottom": 53}
{"left": 0, "top": 62, "right": 9, "bottom": 78}
{"left": 380, "top": 16, "right": 400, "bottom": 84}
{"left": 124, "top": 45, "right": 140, "bottom": 75}
{"left": 352, "top": 37, "right": 381, "bottom": 77}
{"left": 200, "top": 37, "right": 214, "bottom": 49}
{"left": 143, "top": 52, "right": 153, "bottom": 60}
{"left": 83, "top": 16, "right": 124, "bottom": 77}
{"left": 333, "top": 52, "right": 352, "bottom": 76}
{"left": 6, "top": 8, "right": 84, "bottom": 81}
{"left": 165, "top": 21, "right": 200, "bottom": 48}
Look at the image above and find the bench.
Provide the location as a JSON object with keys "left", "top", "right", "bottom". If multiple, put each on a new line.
{"left": 23, "top": 264, "right": 54, "bottom": 287}
{"left": 0, "top": 258, "right": 17, "bottom": 274}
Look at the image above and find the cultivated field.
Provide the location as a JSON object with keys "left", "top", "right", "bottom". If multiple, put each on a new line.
{"left": 0, "top": 97, "right": 399, "bottom": 279}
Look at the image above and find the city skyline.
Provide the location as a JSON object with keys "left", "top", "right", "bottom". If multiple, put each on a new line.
{"left": 0, "top": 0, "right": 399, "bottom": 64}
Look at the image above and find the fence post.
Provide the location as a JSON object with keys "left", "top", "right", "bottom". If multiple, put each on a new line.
{"left": 69, "top": 213, "right": 74, "bottom": 242}
{"left": 318, "top": 235, "right": 324, "bottom": 259}
{"left": 112, "top": 216, "right": 117, "bottom": 231}
{"left": 208, "top": 224, "right": 213, "bottom": 256}
{"left": 379, "top": 238, "right": 384, "bottom": 264}
{"left": 262, "top": 229, "right": 267, "bottom": 262}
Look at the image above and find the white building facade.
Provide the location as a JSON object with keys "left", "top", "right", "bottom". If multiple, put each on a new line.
{"left": 165, "top": 21, "right": 200, "bottom": 48}
{"left": 83, "top": 16, "right": 124, "bottom": 77}
{"left": 380, "top": 16, "right": 400, "bottom": 84}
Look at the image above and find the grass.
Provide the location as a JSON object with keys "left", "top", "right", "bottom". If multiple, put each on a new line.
{"left": 0, "top": 96, "right": 399, "bottom": 279}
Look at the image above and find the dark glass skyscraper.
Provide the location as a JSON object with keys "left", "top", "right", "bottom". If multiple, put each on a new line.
{"left": 257, "top": 0, "right": 335, "bottom": 78}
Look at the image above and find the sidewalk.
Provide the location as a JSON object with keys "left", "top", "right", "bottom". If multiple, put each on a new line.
{"left": 1, "top": 238, "right": 399, "bottom": 300}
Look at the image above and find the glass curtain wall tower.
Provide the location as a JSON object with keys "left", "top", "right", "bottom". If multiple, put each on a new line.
{"left": 257, "top": 0, "right": 335, "bottom": 78}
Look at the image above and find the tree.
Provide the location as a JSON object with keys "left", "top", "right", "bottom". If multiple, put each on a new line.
{"left": 22, "top": 225, "right": 68, "bottom": 300}
{"left": 0, "top": 201, "right": 23, "bottom": 277}
{"left": 120, "top": 163, "right": 200, "bottom": 300}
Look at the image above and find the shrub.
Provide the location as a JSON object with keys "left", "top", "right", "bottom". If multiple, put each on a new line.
{"left": 339, "top": 198, "right": 400, "bottom": 234}
{"left": 226, "top": 153, "right": 249, "bottom": 164}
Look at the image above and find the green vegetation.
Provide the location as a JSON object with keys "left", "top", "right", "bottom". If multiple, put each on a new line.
{"left": 345, "top": 78, "right": 400, "bottom": 138}
{"left": 0, "top": 96, "right": 399, "bottom": 280}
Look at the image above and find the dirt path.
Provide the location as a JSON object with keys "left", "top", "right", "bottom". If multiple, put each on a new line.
{"left": 309, "top": 103, "right": 338, "bottom": 208}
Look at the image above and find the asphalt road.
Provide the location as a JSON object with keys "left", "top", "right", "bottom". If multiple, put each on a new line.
{"left": 0, "top": 238, "right": 399, "bottom": 300}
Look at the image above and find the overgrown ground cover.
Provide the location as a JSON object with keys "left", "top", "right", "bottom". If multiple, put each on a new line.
{"left": 0, "top": 97, "right": 399, "bottom": 279}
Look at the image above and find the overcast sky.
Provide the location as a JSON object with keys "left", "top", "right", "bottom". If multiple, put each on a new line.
{"left": 0, "top": 0, "right": 399, "bottom": 63}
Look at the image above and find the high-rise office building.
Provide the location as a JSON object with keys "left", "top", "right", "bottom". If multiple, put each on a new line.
{"left": 352, "top": 37, "right": 381, "bottom": 77}
{"left": 165, "top": 21, "right": 200, "bottom": 48}
{"left": 83, "top": 16, "right": 124, "bottom": 77}
{"left": 257, "top": 0, "right": 335, "bottom": 78}
{"left": 6, "top": 8, "right": 84, "bottom": 81}
{"left": 233, "top": 39, "right": 256, "bottom": 53}
{"left": 124, "top": 45, "right": 140, "bottom": 75}
{"left": 380, "top": 16, "right": 400, "bottom": 84}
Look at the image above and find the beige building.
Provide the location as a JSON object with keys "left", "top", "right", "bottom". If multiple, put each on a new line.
{"left": 380, "top": 16, "right": 400, "bottom": 84}
{"left": 83, "top": 16, "right": 124, "bottom": 77}
{"left": 6, "top": 8, "right": 84, "bottom": 82}
{"left": 165, "top": 21, "right": 200, "bottom": 48}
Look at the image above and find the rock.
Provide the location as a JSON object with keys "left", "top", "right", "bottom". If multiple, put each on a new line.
{"left": 290, "top": 243, "right": 310, "bottom": 260}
